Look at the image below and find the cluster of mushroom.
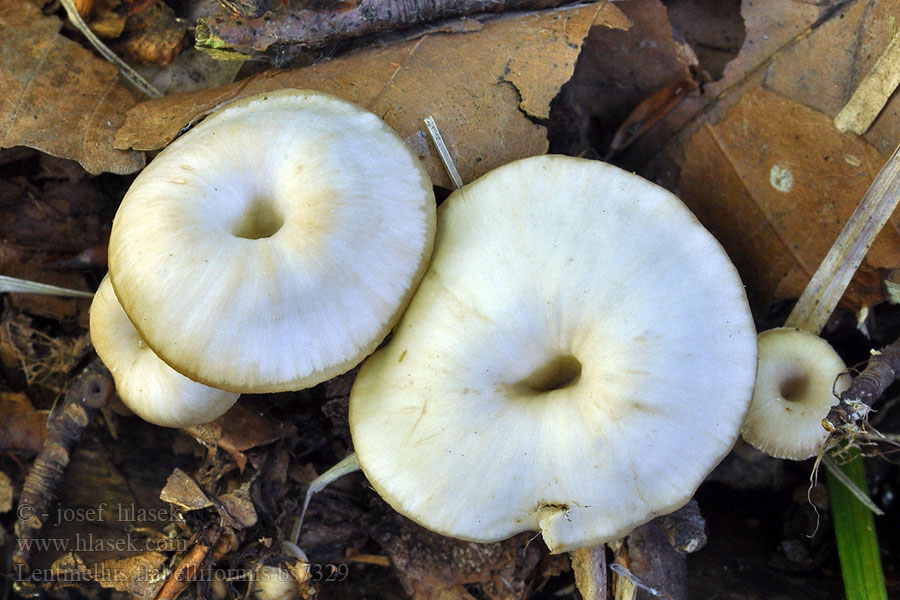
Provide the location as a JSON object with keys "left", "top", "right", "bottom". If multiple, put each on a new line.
{"left": 97, "top": 89, "right": 767, "bottom": 553}
{"left": 91, "top": 90, "right": 436, "bottom": 427}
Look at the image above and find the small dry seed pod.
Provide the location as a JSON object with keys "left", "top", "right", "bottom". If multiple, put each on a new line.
{"left": 742, "top": 327, "right": 850, "bottom": 460}
{"left": 90, "top": 276, "right": 239, "bottom": 427}
{"left": 108, "top": 89, "right": 436, "bottom": 393}
{"left": 349, "top": 155, "right": 758, "bottom": 553}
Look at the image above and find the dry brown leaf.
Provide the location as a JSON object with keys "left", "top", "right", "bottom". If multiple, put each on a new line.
{"left": 604, "top": 1, "right": 900, "bottom": 311}
{"left": 218, "top": 484, "right": 258, "bottom": 529}
{"left": 757, "top": 0, "right": 900, "bottom": 153}
{"left": 0, "top": 1, "right": 144, "bottom": 175}
{"left": 160, "top": 468, "right": 213, "bottom": 511}
{"left": 679, "top": 87, "right": 899, "bottom": 311}
{"left": 0, "top": 392, "right": 47, "bottom": 452}
{"left": 183, "top": 404, "right": 283, "bottom": 471}
{"left": 90, "top": 552, "right": 167, "bottom": 598}
{"left": 114, "top": 3, "right": 628, "bottom": 188}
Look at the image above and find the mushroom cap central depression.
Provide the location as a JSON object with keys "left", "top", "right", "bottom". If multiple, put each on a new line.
{"left": 349, "top": 155, "right": 758, "bottom": 553}
{"left": 108, "top": 90, "right": 435, "bottom": 393}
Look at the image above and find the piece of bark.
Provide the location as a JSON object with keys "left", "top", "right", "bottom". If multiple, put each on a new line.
{"left": 115, "top": 3, "right": 628, "bottom": 189}
{"left": 0, "top": 1, "right": 144, "bottom": 174}
{"left": 571, "top": 545, "right": 607, "bottom": 600}
{"left": 826, "top": 333, "right": 900, "bottom": 430}
{"left": 197, "top": 0, "right": 585, "bottom": 60}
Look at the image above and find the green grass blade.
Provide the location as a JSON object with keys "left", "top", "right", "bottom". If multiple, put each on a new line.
{"left": 826, "top": 448, "right": 887, "bottom": 600}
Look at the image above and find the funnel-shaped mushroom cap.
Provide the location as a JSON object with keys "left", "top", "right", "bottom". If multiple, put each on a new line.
{"left": 742, "top": 327, "right": 849, "bottom": 460}
{"left": 349, "top": 155, "right": 757, "bottom": 553}
{"left": 90, "top": 276, "right": 239, "bottom": 427}
{"left": 109, "top": 90, "right": 435, "bottom": 393}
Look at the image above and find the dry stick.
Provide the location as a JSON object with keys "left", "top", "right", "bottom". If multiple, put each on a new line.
{"left": 154, "top": 529, "right": 223, "bottom": 600}
{"left": 12, "top": 360, "right": 113, "bottom": 575}
{"left": 826, "top": 337, "right": 900, "bottom": 431}
{"left": 571, "top": 545, "right": 607, "bottom": 600}
{"left": 197, "top": 0, "right": 583, "bottom": 56}
{"left": 658, "top": 499, "right": 706, "bottom": 554}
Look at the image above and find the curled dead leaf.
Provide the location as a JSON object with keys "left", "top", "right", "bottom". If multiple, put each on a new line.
{"left": 115, "top": 3, "right": 628, "bottom": 188}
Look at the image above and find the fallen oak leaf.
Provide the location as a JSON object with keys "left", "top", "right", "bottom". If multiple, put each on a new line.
{"left": 679, "top": 86, "right": 900, "bottom": 311}
{"left": 757, "top": 0, "right": 900, "bottom": 154}
{"left": 0, "top": 1, "right": 144, "bottom": 175}
{"left": 182, "top": 404, "right": 283, "bottom": 471}
{"left": 115, "top": 3, "right": 629, "bottom": 189}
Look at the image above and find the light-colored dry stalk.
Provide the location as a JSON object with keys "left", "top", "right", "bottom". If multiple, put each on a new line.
{"left": 784, "top": 143, "right": 900, "bottom": 334}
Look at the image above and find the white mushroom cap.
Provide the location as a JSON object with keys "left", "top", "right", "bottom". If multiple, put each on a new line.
{"left": 742, "top": 327, "right": 849, "bottom": 460}
{"left": 251, "top": 566, "right": 300, "bottom": 600}
{"left": 349, "top": 155, "right": 757, "bottom": 553}
{"left": 108, "top": 90, "right": 435, "bottom": 393}
{"left": 90, "top": 276, "right": 239, "bottom": 427}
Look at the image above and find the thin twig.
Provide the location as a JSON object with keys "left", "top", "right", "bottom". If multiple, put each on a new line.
{"left": 570, "top": 545, "right": 607, "bottom": 600}
{"left": 826, "top": 339, "right": 900, "bottom": 431}
{"left": 57, "top": 0, "right": 162, "bottom": 99}
{"left": 154, "top": 529, "right": 223, "bottom": 600}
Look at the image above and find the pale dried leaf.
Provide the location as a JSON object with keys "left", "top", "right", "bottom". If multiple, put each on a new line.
{"left": 160, "top": 468, "right": 213, "bottom": 511}
{"left": 679, "top": 87, "right": 899, "bottom": 310}
{"left": 0, "top": 1, "right": 144, "bottom": 174}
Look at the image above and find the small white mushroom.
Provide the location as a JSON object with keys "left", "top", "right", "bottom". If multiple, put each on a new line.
{"left": 108, "top": 89, "right": 436, "bottom": 393}
{"left": 349, "top": 155, "right": 758, "bottom": 553}
{"left": 90, "top": 276, "right": 238, "bottom": 427}
{"left": 251, "top": 566, "right": 301, "bottom": 600}
{"left": 742, "top": 327, "right": 850, "bottom": 460}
